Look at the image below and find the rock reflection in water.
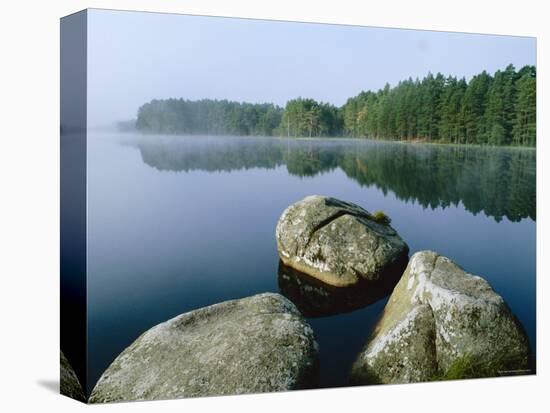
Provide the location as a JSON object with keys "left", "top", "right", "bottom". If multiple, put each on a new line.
{"left": 278, "top": 261, "right": 401, "bottom": 317}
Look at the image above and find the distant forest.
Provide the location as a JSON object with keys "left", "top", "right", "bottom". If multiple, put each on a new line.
{"left": 133, "top": 64, "right": 536, "bottom": 146}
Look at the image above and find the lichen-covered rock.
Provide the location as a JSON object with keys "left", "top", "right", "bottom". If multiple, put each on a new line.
{"left": 60, "top": 351, "right": 86, "bottom": 402}
{"left": 89, "top": 293, "right": 319, "bottom": 403}
{"left": 276, "top": 195, "right": 409, "bottom": 287}
{"left": 278, "top": 261, "right": 398, "bottom": 317}
{"left": 350, "top": 251, "right": 530, "bottom": 384}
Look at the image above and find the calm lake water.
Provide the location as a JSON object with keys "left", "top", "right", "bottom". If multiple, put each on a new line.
{"left": 87, "top": 133, "right": 536, "bottom": 393}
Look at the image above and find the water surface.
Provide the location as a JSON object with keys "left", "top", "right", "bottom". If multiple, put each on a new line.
{"left": 87, "top": 134, "right": 536, "bottom": 393}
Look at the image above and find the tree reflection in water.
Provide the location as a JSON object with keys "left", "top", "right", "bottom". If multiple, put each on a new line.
{"left": 127, "top": 136, "right": 535, "bottom": 223}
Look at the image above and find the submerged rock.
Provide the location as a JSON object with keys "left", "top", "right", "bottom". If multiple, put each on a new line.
{"left": 350, "top": 251, "right": 530, "bottom": 384}
{"left": 89, "top": 293, "right": 319, "bottom": 403}
{"left": 276, "top": 195, "right": 409, "bottom": 287}
{"left": 60, "top": 351, "right": 86, "bottom": 402}
{"left": 278, "top": 261, "right": 398, "bottom": 317}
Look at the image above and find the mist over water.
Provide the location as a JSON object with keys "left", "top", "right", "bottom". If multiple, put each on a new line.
{"left": 86, "top": 133, "right": 536, "bottom": 392}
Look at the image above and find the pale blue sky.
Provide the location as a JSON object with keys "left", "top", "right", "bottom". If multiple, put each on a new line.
{"left": 87, "top": 9, "right": 536, "bottom": 127}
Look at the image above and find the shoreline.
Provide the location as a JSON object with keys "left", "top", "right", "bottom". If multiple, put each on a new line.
{"left": 109, "top": 130, "right": 536, "bottom": 150}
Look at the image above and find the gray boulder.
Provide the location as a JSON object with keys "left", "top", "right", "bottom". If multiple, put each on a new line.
{"left": 89, "top": 293, "right": 319, "bottom": 403}
{"left": 351, "top": 251, "right": 530, "bottom": 384}
{"left": 60, "top": 351, "right": 86, "bottom": 402}
{"left": 276, "top": 195, "right": 409, "bottom": 287}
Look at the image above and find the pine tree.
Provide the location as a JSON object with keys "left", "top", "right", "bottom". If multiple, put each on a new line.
{"left": 462, "top": 71, "right": 492, "bottom": 144}
{"left": 512, "top": 66, "right": 536, "bottom": 146}
{"left": 484, "top": 70, "right": 507, "bottom": 145}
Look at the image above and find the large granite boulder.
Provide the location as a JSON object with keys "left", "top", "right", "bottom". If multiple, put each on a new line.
{"left": 350, "top": 251, "right": 530, "bottom": 384}
{"left": 276, "top": 195, "right": 409, "bottom": 287}
{"left": 60, "top": 351, "right": 86, "bottom": 402}
{"left": 89, "top": 293, "right": 319, "bottom": 403}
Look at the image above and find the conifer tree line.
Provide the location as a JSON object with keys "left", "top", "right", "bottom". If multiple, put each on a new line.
{"left": 134, "top": 64, "right": 535, "bottom": 146}
{"left": 136, "top": 99, "right": 282, "bottom": 137}
{"left": 343, "top": 64, "right": 536, "bottom": 146}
